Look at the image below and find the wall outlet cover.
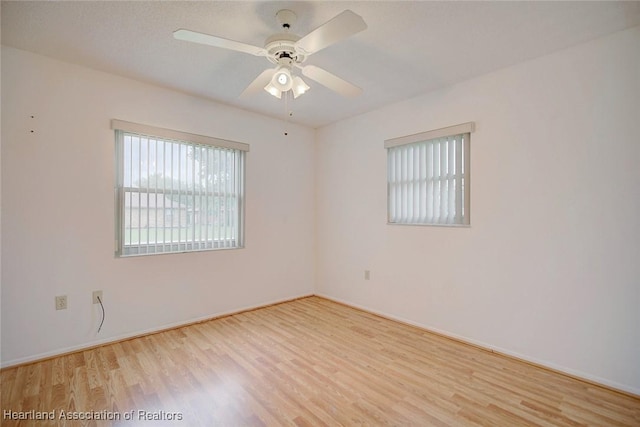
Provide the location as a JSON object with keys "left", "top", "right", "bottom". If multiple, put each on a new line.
{"left": 55, "top": 295, "right": 67, "bottom": 310}
{"left": 93, "top": 290, "right": 103, "bottom": 304}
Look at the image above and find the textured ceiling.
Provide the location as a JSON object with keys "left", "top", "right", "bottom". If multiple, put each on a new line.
{"left": 2, "top": 1, "right": 639, "bottom": 128}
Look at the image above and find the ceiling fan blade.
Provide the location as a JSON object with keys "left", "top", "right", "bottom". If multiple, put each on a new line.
{"left": 301, "top": 65, "right": 362, "bottom": 98}
{"left": 240, "top": 69, "right": 276, "bottom": 98}
{"left": 173, "top": 29, "right": 267, "bottom": 57}
{"left": 296, "top": 10, "right": 367, "bottom": 56}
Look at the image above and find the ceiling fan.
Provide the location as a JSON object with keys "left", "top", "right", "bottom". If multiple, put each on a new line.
{"left": 173, "top": 9, "right": 367, "bottom": 99}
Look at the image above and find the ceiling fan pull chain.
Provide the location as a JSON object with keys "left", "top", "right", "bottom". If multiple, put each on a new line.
{"left": 283, "top": 91, "right": 290, "bottom": 136}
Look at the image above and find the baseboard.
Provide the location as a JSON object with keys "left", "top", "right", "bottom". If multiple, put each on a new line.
{"left": 315, "top": 293, "right": 640, "bottom": 399}
{"left": 4, "top": 292, "right": 639, "bottom": 400}
{"left": 0, "top": 293, "right": 314, "bottom": 370}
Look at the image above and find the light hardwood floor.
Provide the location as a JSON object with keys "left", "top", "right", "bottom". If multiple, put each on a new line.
{"left": 1, "top": 296, "right": 639, "bottom": 426}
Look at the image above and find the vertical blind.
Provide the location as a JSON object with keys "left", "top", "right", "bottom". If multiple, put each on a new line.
{"left": 385, "top": 123, "right": 473, "bottom": 226}
{"left": 113, "top": 121, "right": 248, "bottom": 256}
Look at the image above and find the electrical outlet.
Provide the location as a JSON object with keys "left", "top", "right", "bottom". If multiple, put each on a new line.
{"left": 93, "top": 290, "right": 103, "bottom": 304}
{"left": 55, "top": 295, "right": 67, "bottom": 310}
{"left": 364, "top": 270, "right": 370, "bottom": 280}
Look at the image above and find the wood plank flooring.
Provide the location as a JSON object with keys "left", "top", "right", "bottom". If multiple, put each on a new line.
{"left": 1, "top": 296, "right": 639, "bottom": 426}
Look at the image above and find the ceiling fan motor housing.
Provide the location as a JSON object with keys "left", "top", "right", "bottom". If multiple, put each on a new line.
{"left": 265, "top": 33, "right": 304, "bottom": 65}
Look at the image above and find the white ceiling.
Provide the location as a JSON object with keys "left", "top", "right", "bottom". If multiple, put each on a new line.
{"left": 2, "top": 1, "right": 639, "bottom": 128}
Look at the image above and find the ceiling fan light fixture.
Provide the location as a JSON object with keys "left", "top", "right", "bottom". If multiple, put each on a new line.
{"left": 264, "top": 82, "right": 282, "bottom": 99}
{"left": 271, "top": 66, "right": 293, "bottom": 92}
{"left": 292, "top": 76, "right": 310, "bottom": 98}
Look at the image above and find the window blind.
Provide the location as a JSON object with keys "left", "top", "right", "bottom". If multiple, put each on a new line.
{"left": 385, "top": 122, "right": 473, "bottom": 226}
{"left": 113, "top": 122, "right": 247, "bottom": 256}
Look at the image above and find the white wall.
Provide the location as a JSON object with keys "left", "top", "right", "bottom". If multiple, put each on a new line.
{"left": 1, "top": 47, "right": 316, "bottom": 365}
{"left": 2, "top": 25, "right": 639, "bottom": 395}
{"left": 315, "top": 26, "right": 640, "bottom": 394}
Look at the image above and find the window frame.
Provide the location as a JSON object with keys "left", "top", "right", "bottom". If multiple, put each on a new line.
{"left": 112, "top": 120, "right": 249, "bottom": 257}
{"left": 385, "top": 122, "right": 474, "bottom": 227}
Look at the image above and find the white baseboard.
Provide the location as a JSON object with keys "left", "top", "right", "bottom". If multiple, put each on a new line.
{"left": 4, "top": 291, "right": 638, "bottom": 398}
{"left": 315, "top": 293, "right": 640, "bottom": 397}
{"left": 1, "top": 293, "right": 314, "bottom": 369}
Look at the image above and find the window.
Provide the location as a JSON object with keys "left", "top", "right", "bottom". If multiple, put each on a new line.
{"left": 112, "top": 120, "right": 248, "bottom": 256}
{"left": 385, "top": 122, "right": 473, "bottom": 226}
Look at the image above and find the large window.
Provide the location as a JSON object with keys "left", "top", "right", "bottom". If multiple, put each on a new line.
{"left": 113, "top": 120, "right": 248, "bottom": 256}
{"left": 385, "top": 122, "right": 473, "bottom": 226}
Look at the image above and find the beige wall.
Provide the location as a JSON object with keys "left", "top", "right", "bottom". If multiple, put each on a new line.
{"left": 315, "top": 26, "right": 640, "bottom": 394}
{"left": 1, "top": 46, "right": 316, "bottom": 365}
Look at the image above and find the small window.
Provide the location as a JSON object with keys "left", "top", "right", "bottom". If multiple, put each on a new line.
{"left": 385, "top": 122, "right": 473, "bottom": 226}
{"left": 112, "top": 120, "right": 248, "bottom": 256}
